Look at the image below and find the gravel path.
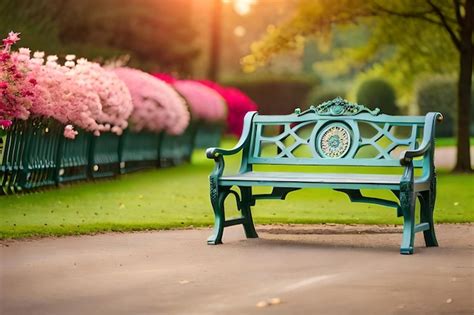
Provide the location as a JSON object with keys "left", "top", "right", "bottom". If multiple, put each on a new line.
{"left": 1, "top": 224, "right": 473, "bottom": 315}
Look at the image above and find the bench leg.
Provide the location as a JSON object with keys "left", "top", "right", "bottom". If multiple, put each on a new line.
{"left": 240, "top": 187, "right": 258, "bottom": 239}
{"left": 400, "top": 189, "right": 416, "bottom": 255}
{"left": 207, "top": 184, "right": 229, "bottom": 245}
{"left": 419, "top": 190, "right": 438, "bottom": 247}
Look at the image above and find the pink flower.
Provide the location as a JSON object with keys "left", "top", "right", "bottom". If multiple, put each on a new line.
{"left": 115, "top": 67, "right": 190, "bottom": 134}
{"left": 0, "top": 52, "right": 9, "bottom": 62}
{"left": 197, "top": 80, "right": 258, "bottom": 136}
{"left": 71, "top": 60, "right": 133, "bottom": 134}
{"left": 152, "top": 73, "right": 177, "bottom": 84}
{"left": 63, "top": 124, "right": 78, "bottom": 139}
{"left": 0, "top": 32, "right": 34, "bottom": 122}
{"left": 0, "top": 119, "right": 12, "bottom": 128}
{"left": 22, "top": 52, "right": 102, "bottom": 134}
{"left": 2, "top": 32, "right": 20, "bottom": 48}
{"left": 173, "top": 80, "right": 227, "bottom": 122}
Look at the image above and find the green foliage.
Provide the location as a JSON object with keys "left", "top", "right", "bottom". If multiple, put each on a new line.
{"left": 1, "top": 139, "right": 472, "bottom": 239}
{"left": 305, "top": 86, "right": 347, "bottom": 106}
{"left": 0, "top": 0, "right": 63, "bottom": 52}
{"left": 243, "top": 0, "right": 459, "bottom": 107}
{"left": 222, "top": 74, "right": 319, "bottom": 114}
{"left": 416, "top": 76, "right": 474, "bottom": 137}
{"left": 0, "top": 0, "right": 200, "bottom": 72}
{"left": 356, "top": 79, "right": 398, "bottom": 115}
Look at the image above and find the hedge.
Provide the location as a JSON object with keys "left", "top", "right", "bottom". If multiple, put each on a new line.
{"left": 222, "top": 75, "right": 318, "bottom": 115}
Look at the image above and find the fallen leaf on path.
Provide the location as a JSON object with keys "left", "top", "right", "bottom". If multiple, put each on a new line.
{"left": 446, "top": 298, "right": 453, "bottom": 304}
{"left": 269, "top": 298, "right": 281, "bottom": 305}
{"left": 256, "top": 301, "right": 268, "bottom": 308}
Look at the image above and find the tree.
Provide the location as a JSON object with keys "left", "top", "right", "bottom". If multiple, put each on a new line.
{"left": 1, "top": 0, "right": 200, "bottom": 74}
{"left": 243, "top": 0, "right": 473, "bottom": 172}
{"left": 208, "top": 0, "right": 222, "bottom": 81}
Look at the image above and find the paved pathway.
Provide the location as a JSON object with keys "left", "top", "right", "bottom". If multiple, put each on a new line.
{"left": 434, "top": 147, "right": 474, "bottom": 169}
{"left": 1, "top": 224, "right": 473, "bottom": 315}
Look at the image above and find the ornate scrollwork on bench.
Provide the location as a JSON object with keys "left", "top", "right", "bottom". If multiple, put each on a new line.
{"left": 297, "top": 97, "right": 381, "bottom": 116}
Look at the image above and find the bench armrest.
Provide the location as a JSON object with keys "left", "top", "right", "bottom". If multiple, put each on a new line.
{"left": 399, "top": 112, "right": 443, "bottom": 166}
{"left": 206, "top": 111, "right": 257, "bottom": 160}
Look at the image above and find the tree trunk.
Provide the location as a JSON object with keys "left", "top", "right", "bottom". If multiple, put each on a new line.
{"left": 454, "top": 0, "right": 473, "bottom": 172}
{"left": 208, "top": 0, "right": 222, "bottom": 81}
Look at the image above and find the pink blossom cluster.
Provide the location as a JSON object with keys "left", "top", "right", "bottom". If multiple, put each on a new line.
{"left": 12, "top": 51, "right": 133, "bottom": 138}
{"left": 0, "top": 31, "right": 135, "bottom": 139}
{"left": 198, "top": 80, "right": 258, "bottom": 136}
{"left": 15, "top": 48, "right": 106, "bottom": 135}
{"left": 173, "top": 80, "right": 227, "bottom": 122}
{"left": 1, "top": 31, "right": 254, "bottom": 139}
{"left": 0, "top": 32, "right": 36, "bottom": 128}
{"left": 152, "top": 73, "right": 176, "bottom": 84}
{"left": 63, "top": 124, "right": 78, "bottom": 139}
{"left": 70, "top": 58, "right": 133, "bottom": 135}
{"left": 18, "top": 51, "right": 103, "bottom": 136}
{"left": 114, "top": 67, "right": 190, "bottom": 135}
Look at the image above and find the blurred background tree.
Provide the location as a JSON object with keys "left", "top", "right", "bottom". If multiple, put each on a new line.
{"left": 0, "top": 0, "right": 200, "bottom": 73}
{"left": 356, "top": 79, "right": 398, "bottom": 115}
{"left": 1, "top": 0, "right": 471, "bottom": 171}
{"left": 242, "top": 0, "right": 473, "bottom": 172}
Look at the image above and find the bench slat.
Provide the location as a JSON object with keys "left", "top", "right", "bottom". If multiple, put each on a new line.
{"left": 222, "top": 172, "right": 406, "bottom": 184}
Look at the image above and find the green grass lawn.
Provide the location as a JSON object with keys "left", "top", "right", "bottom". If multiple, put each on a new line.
{"left": 436, "top": 137, "right": 474, "bottom": 147}
{"left": 0, "top": 138, "right": 473, "bottom": 239}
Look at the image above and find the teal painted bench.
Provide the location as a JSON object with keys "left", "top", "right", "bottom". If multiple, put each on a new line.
{"left": 206, "top": 98, "right": 443, "bottom": 254}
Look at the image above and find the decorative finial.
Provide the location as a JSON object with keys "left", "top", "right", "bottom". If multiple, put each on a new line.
{"left": 297, "top": 97, "right": 380, "bottom": 116}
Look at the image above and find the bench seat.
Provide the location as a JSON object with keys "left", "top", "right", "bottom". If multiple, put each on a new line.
{"left": 220, "top": 172, "right": 429, "bottom": 190}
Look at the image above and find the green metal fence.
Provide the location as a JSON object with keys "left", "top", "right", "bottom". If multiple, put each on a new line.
{"left": 119, "top": 130, "right": 162, "bottom": 174}
{"left": 20, "top": 118, "right": 63, "bottom": 190}
{"left": 57, "top": 129, "right": 91, "bottom": 183}
{"left": 1, "top": 120, "right": 29, "bottom": 194}
{"left": 160, "top": 122, "right": 197, "bottom": 167}
{"left": 194, "top": 123, "right": 224, "bottom": 149}
{"left": 89, "top": 131, "right": 121, "bottom": 178}
{"left": 0, "top": 119, "right": 209, "bottom": 194}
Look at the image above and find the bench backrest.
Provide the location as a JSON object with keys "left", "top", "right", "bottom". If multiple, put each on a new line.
{"left": 245, "top": 98, "right": 430, "bottom": 169}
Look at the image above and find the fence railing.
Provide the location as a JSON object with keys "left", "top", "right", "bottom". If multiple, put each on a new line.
{"left": 0, "top": 118, "right": 223, "bottom": 194}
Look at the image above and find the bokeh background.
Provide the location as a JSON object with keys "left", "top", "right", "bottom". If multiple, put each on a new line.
{"left": 1, "top": 0, "right": 470, "bottom": 112}
{"left": 1, "top": 0, "right": 472, "bottom": 165}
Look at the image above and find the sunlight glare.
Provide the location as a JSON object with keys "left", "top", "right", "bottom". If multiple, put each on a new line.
{"left": 232, "top": 0, "right": 257, "bottom": 16}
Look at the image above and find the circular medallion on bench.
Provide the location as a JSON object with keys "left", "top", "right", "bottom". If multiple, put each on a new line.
{"left": 317, "top": 123, "right": 351, "bottom": 158}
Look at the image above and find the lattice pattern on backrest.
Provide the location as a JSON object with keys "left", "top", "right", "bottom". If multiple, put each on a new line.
{"left": 248, "top": 98, "right": 426, "bottom": 167}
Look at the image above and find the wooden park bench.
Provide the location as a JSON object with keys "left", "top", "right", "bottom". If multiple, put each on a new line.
{"left": 206, "top": 97, "right": 443, "bottom": 254}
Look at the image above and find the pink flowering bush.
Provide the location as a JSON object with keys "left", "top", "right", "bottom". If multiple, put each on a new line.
{"left": 12, "top": 48, "right": 133, "bottom": 138}
{"left": 173, "top": 80, "right": 227, "bottom": 122}
{"left": 0, "top": 32, "right": 37, "bottom": 128}
{"left": 198, "top": 80, "right": 258, "bottom": 136}
{"left": 70, "top": 58, "right": 133, "bottom": 135}
{"left": 114, "top": 67, "right": 190, "bottom": 135}
{"left": 19, "top": 51, "right": 103, "bottom": 137}
{"left": 152, "top": 73, "right": 176, "bottom": 84}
